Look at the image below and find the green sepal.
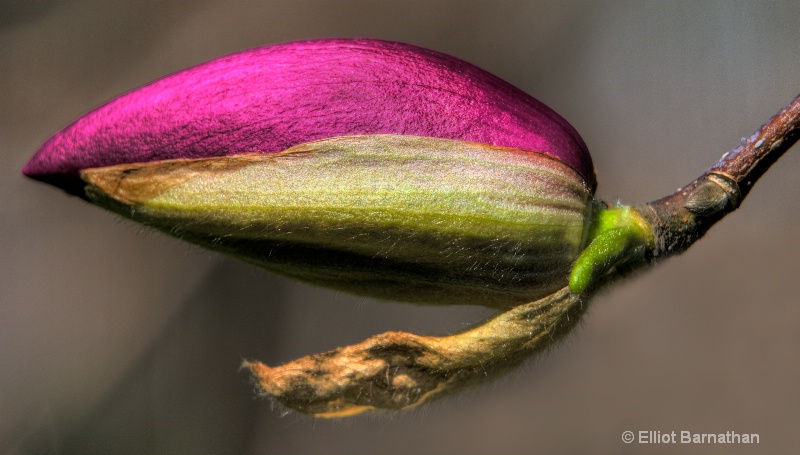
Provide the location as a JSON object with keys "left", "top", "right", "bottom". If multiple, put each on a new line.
{"left": 81, "top": 135, "right": 595, "bottom": 309}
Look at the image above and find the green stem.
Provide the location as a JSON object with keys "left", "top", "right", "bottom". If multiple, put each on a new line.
{"left": 569, "top": 206, "right": 652, "bottom": 294}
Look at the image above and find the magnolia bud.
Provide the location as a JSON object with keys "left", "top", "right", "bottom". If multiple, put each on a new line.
{"left": 23, "top": 39, "right": 656, "bottom": 416}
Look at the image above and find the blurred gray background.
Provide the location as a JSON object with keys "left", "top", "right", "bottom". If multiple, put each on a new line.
{"left": 2, "top": 1, "right": 799, "bottom": 454}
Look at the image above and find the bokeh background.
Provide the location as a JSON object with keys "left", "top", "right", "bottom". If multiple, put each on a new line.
{"left": 2, "top": 1, "right": 799, "bottom": 454}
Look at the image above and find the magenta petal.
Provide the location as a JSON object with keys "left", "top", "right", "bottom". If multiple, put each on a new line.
{"left": 23, "top": 38, "right": 594, "bottom": 193}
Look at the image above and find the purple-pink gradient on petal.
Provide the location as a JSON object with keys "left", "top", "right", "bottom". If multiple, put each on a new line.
{"left": 23, "top": 38, "right": 595, "bottom": 194}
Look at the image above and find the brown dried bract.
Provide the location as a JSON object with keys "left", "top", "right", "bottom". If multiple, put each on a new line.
{"left": 243, "top": 287, "right": 584, "bottom": 417}
{"left": 80, "top": 154, "right": 264, "bottom": 204}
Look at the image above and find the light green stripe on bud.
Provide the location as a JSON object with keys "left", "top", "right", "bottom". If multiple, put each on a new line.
{"left": 81, "top": 135, "right": 596, "bottom": 309}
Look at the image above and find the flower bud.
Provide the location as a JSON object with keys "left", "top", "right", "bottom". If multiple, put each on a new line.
{"left": 22, "top": 39, "right": 658, "bottom": 415}
{"left": 82, "top": 134, "right": 595, "bottom": 309}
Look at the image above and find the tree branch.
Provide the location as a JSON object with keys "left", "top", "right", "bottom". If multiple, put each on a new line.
{"left": 711, "top": 94, "right": 800, "bottom": 193}
{"left": 638, "top": 94, "right": 800, "bottom": 261}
